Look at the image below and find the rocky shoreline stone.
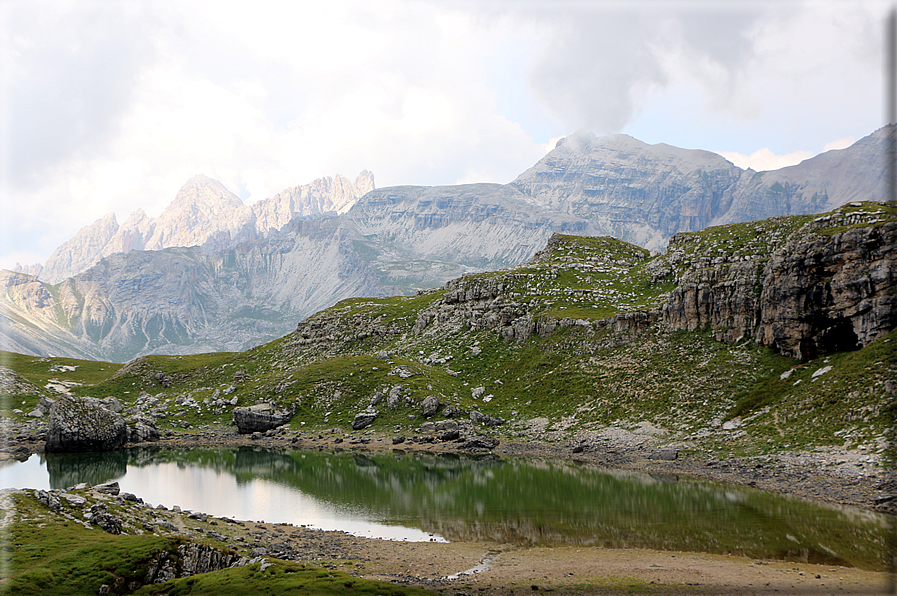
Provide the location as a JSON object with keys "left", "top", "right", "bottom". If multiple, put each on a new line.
{"left": 46, "top": 396, "right": 129, "bottom": 453}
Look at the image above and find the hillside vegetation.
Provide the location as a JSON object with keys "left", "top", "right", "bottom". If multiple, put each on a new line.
{"left": 2, "top": 201, "right": 895, "bottom": 458}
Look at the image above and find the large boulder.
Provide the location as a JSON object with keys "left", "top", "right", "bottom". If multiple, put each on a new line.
{"left": 46, "top": 396, "right": 128, "bottom": 453}
{"left": 352, "top": 409, "right": 378, "bottom": 430}
{"left": 459, "top": 435, "right": 500, "bottom": 451}
{"left": 128, "top": 416, "right": 161, "bottom": 443}
{"left": 420, "top": 395, "right": 441, "bottom": 418}
{"left": 232, "top": 403, "right": 293, "bottom": 434}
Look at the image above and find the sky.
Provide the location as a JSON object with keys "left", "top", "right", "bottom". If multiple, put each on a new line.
{"left": 0, "top": 0, "right": 890, "bottom": 270}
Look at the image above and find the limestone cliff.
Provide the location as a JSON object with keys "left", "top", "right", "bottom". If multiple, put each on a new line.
{"left": 661, "top": 204, "right": 896, "bottom": 359}
{"left": 512, "top": 127, "right": 888, "bottom": 252}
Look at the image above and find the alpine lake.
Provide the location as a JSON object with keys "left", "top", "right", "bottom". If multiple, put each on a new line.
{"left": 1, "top": 446, "right": 891, "bottom": 571}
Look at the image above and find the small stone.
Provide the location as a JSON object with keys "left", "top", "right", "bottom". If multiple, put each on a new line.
{"left": 648, "top": 449, "right": 679, "bottom": 461}
{"left": 94, "top": 482, "right": 120, "bottom": 495}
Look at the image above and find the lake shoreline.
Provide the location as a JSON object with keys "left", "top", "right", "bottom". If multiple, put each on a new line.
{"left": 7, "top": 419, "right": 891, "bottom": 516}
{"left": 6, "top": 482, "right": 892, "bottom": 595}
{"left": 149, "top": 428, "right": 897, "bottom": 516}
{"left": 6, "top": 425, "right": 895, "bottom": 594}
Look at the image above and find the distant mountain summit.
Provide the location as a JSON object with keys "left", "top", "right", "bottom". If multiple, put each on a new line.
{"left": 511, "top": 129, "right": 886, "bottom": 250}
{"left": 3, "top": 128, "right": 889, "bottom": 361}
{"left": 25, "top": 171, "right": 375, "bottom": 283}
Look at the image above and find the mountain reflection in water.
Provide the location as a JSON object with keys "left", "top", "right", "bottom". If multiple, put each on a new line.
{"left": 11, "top": 446, "right": 891, "bottom": 571}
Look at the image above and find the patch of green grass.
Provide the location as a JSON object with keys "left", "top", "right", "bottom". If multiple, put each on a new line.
{"left": 5, "top": 493, "right": 434, "bottom": 596}
{"left": 0, "top": 351, "right": 123, "bottom": 386}
{"left": 133, "top": 560, "right": 433, "bottom": 595}
{"left": 4, "top": 493, "right": 180, "bottom": 595}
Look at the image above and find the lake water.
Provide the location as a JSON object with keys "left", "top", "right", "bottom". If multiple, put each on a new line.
{"left": 1, "top": 447, "right": 890, "bottom": 570}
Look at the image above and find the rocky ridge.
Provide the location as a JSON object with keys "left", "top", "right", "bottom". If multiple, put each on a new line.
{"left": 289, "top": 202, "right": 895, "bottom": 362}
{"left": 3, "top": 129, "right": 890, "bottom": 362}
{"left": 25, "top": 171, "right": 375, "bottom": 284}
{"left": 0, "top": 220, "right": 389, "bottom": 361}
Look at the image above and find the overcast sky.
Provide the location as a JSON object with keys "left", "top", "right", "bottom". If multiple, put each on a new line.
{"left": 0, "top": 0, "right": 890, "bottom": 270}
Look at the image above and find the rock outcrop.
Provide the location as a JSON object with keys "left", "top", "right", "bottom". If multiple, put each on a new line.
{"left": 145, "top": 543, "right": 247, "bottom": 583}
{"left": 756, "top": 221, "right": 896, "bottom": 360}
{"left": 662, "top": 209, "right": 896, "bottom": 360}
{"left": 45, "top": 396, "right": 128, "bottom": 453}
{"left": 233, "top": 403, "right": 293, "bottom": 434}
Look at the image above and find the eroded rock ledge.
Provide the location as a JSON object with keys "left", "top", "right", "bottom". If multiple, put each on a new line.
{"left": 664, "top": 218, "right": 896, "bottom": 360}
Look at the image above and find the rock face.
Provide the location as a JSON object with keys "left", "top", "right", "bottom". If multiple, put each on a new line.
{"left": 46, "top": 396, "right": 128, "bottom": 453}
{"left": 662, "top": 210, "right": 897, "bottom": 360}
{"left": 512, "top": 127, "right": 887, "bottom": 252}
{"left": 756, "top": 222, "right": 897, "bottom": 360}
{"left": 233, "top": 404, "right": 293, "bottom": 434}
{"left": 146, "top": 544, "right": 245, "bottom": 584}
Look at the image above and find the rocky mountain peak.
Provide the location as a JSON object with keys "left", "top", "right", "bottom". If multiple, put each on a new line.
{"left": 355, "top": 170, "right": 375, "bottom": 196}
{"left": 166, "top": 174, "right": 245, "bottom": 216}
{"left": 34, "top": 212, "right": 120, "bottom": 284}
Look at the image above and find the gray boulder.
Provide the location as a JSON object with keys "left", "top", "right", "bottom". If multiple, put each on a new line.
{"left": 438, "top": 429, "right": 460, "bottom": 441}
{"left": 420, "top": 395, "right": 441, "bottom": 418}
{"left": 94, "top": 481, "right": 120, "bottom": 495}
{"left": 26, "top": 395, "right": 56, "bottom": 418}
{"left": 460, "top": 435, "right": 500, "bottom": 451}
{"left": 46, "top": 396, "right": 128, "bottom": 453}
{"left": 233, "top": 403, "right": 293, "bottom": 434}
{"left": 90, "top": 512, "right": 123, "bottom": 534}
{"left": 386, "top": 385, "right": 404, "bottom": 409}
{"left": 99, "top": 397, "right": 124, "bottom": 413}
{"left": 442, "top": 405, "right": 461, "bottom": 418}
{"left": 34, "top": 490, "right": 61, "bottom": 510}
{"left": 469, "top": 411, "right": 506, "bottom": 427}
{"left": 128, "top": 416, "right": 160, "bottom": 443}
{"left": 352, "top": 409, "right": 378, "bottom": 430}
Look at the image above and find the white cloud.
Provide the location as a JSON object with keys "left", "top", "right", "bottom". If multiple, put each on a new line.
{"left": 823, "top": 137, "right": 855, "bottom": 152}
{"left": 0, "top": 0, "right": 890, "bottom": 270}
{"left": 718, "top": 148, "right": 815, "bottom": 171}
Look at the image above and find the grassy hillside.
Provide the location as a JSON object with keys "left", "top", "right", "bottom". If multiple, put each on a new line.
{"left": 2, "top": 201, "right": 895, "bottom": 458}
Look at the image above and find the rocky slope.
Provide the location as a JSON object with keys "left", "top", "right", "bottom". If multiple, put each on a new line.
{"left": 1, "top": 219, "right": 389, "bottom": 361}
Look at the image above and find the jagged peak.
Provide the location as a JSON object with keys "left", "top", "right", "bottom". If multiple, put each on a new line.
{"left": 167, "top": 175, "right": 245, "bottom": 214}
{"left": 355, "top": 170, "right": 375, "bottom": 195}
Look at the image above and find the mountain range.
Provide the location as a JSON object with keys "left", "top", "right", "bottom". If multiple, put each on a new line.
{"left": 1, "top": 127, "right": 889, "bottom": 362}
